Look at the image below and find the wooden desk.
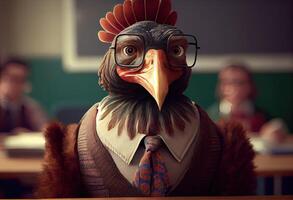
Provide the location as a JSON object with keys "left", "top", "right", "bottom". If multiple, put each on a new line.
{"left": 0, "top": 153, "right": 42, "bottom": 179}
{"left": 255, "top": 154, "right": 293, "bottom": 176}
{"left": 0, "top": 135, "right": 43, "bottom": 179}
{"left": 254, "top": 154, "right": 293, "bottom": 195}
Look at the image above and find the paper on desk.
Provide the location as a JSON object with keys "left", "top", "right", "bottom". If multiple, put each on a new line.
{"left": 250, "top": 136, "right": 293, "bottom": 154}
{"left": 4, "top": 132, "right": 45, "bottom": 150}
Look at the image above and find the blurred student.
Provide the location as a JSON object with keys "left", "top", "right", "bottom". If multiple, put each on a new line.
{"left": 0, "top": 58, "right": 48, "bottom": 134}
{"left": 208, "top": 63, "right": 270, "bottom": 133}
{"left": 208, "top": 63, "right": 288, "bottom": 142}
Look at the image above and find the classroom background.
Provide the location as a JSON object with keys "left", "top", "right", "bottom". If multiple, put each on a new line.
{"left": 0, "top": 0, "right": 292, "bottom": 131}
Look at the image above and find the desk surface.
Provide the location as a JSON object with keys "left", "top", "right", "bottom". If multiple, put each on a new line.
{"left": 254, "top": 154, "right": 293, "bottom": 176}
{"left": 0, "top": 153, "right": 42, "bottom": 178}
{"left": 0, "top": 153, "right": 293, "bottom": 178}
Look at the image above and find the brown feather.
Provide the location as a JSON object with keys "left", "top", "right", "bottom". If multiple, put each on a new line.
{"left": 99, "top": 94, "right": 196, "bottom": 139}
{"left": 162, "top": 110, "right": 173, "bottom": 135}
{"left": 211, "top": 119, "right": 257, "bottom": 195}
{"left": 35, "top": 122, "right": 85, "bottom": 197}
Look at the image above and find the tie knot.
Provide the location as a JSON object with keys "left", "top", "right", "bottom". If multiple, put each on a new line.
{"left": 144, "top": 136, "right": 162, "bottom": 152}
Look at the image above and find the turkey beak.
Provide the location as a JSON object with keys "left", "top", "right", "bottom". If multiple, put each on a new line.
{"left": 138, "top": 49, "right": 171, "bottom": 110}
{"left": 116, "top": 49, "right": 183, "bottom": 111}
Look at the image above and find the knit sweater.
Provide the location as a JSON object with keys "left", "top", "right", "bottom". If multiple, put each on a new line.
{"left": 77, "top": 103, "right": 222, "bottom": 196}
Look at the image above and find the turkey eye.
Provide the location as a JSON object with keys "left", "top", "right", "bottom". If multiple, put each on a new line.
{"left": 123, "top": 45, "right": 137, "bottom": 56}
{"left": 171, "top": 45, "right": 184, "bottom": 57}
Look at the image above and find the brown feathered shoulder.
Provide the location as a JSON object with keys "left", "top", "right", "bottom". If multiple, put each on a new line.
{"left": 212, "top": 119, "right": 257, "bottom": 195}
{"left": 35, "top": 122, "right": 85, "bottom": 198}
{"left": 196, "top": 106, "right": 256, "bottom": 195}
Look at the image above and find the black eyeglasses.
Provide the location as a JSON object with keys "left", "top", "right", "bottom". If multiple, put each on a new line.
{"left": 110, "top": 33, "right": 200, "bottom": 69}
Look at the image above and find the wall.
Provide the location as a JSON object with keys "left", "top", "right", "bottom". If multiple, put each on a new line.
{"left": 0, "top": 0, "right": 9, "bottom": 61}
{"left": 0, "top": 0, "right": 61, "bottom": 57}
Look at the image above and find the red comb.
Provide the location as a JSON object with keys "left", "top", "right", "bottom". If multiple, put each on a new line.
{"left": 98, "top": 0, "right": 177, "bottom": 43}
{"left": 100, "top": 18, "right": 120, "bottom": 34}
{"left": 165, "top": 10, "right": 177, "bottom": 26}
{"left": 113, "top": 4, "right": 129, "bottom": 28}
{"left": 106, "top": 12, "right": 124, "bottom": 31}
{"left": 123, "top": 0, "right": 136, "bottom": 25}
{"left": 98, "top": 31, "right": 116, "bottom": 43}
{"left": 146, "top": 0, "right": 160, "bottom": 21}
{"left": 156, "top": 0, "right": 171, "bottom": 24}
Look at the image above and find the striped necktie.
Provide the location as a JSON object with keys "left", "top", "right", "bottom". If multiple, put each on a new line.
{"left": 133, "top": 136, "right": 170, "bottom": 196}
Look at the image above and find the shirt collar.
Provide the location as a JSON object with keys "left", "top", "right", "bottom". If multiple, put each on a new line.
{"left": 96, "top": 104, "right": 200, "bottom": 165}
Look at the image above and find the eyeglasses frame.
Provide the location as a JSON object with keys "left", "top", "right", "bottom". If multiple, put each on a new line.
{"left": 109, "top": 33, "right": 200, "bottom": 69}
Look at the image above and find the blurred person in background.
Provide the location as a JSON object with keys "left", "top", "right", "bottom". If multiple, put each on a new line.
{"left": 207, "top": 63, "right": 288, "bottom": 143}
{"left": 0, "top": 58, "right": 48, "bottom": 134}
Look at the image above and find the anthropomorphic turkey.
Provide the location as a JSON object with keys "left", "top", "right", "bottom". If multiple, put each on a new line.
{"left": 37, "top": 0, "right": 256, "bottom": 197}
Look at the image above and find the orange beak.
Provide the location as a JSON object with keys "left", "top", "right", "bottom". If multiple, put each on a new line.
{"left": 117, "top": 49, "right": 183, "bottom": 110}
